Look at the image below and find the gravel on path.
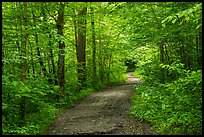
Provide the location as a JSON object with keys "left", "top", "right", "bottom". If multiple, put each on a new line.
{"left": 43, "top": 72, "right": 157, "bottom": 135}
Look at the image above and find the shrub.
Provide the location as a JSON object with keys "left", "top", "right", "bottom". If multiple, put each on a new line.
{"left": 130, "top": 70, "right": 202, "bottom": 135}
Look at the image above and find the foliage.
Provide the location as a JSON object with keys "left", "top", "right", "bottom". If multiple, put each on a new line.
{"left": 2, "top": 74, "right": 95, "bottom": 135}
{"left": 162, "top": 3, "right": 202, "bottom": 29}
{"left": 130, "top": 69, "right": 202, "bottom": 135}
{"left": 2, "top": 2, "right": 202, "bottom": 135}
{"left": 127, "top": 2, "right": 201, "bottom": 135}
{"left": 131, "top": 45, "right": 160, "bottom": 82}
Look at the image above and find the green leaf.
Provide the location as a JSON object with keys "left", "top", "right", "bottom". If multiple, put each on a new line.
{"left": 167, "top": 16, "right": 173, "bottom": 22}
{"left": 54, "top": 85, "right": 60, "bottom": 91}
{"left": 19, "top": 81, "right": 31, "bottom": 93}
{"left": 196, "top": 24, "right": 201, "bottom": 29}
{"left": 185, "top": 16, "right": 190, "bottom": 21}
{"left": 15, "top": 94, "right": 21, "bottom": 98}
{"left": 2, "top": 103, "right": 8, "bottom": 110}
{"left": 37, "top": 91, "right": 45, "bottom": 96}
{"left": 172, "top": 19, "right": 176, "bottom": 24}
{"left": 12, "top": 81, "right": 19, "bottom": 87}
{"left": 21, "top": 93, "right": 31, "bottom": 97}
{"left": 188, "top": 9, "right": 193, "bottom": 14}
{"left": 161, "top": 19, "right": 167, "bottom": 24}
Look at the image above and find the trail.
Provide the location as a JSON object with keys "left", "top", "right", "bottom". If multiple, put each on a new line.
{"left": 43, "top": 72, "right": 157, "bottom": 135}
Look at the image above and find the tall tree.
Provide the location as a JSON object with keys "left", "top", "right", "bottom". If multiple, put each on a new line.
{"left": 90, "top": 3, "right": 97, "bottom": 86}
{"left": 19, "top": 1, "right": 27, "bottom": 126}
{"left": 76, "top": 5, "right": 87, "bottom": 90}
{"left": 42, "top": 2, "right": 58, "bottom": 85}
{"left": 149, "top": 3, "right": 165, "bottom": 83}
{"left": 98, "top": 3, "right": 104, "bottom": 83}
{"left": 32, "top": 9, "right": 48, "bottom": 79}
{"left": 49, "top": 33, "right": 57, "bottom": 85}
{"left": 56, "top": 2, "right": 65, "bottom": 98}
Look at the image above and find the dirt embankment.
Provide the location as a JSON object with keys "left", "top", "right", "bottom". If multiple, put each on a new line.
{"left": 43, "top": 72, "right": 156, "bottom": 135}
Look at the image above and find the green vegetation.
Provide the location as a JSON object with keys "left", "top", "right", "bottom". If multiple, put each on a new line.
{"left": 128, "top": 3, "right": 202, "bottom": 135}
{"left": 2, "top": 2, "right": 202, "bottom": 135}
{"left": 130, "top": 70, "right": 202, "bottom": 134}
{"left": 2, "top": 73, "right": 96, "bottom": 135}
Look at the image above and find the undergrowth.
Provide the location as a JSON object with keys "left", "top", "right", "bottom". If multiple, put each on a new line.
{"left": 2, "top": 69, "right": 127, "bottom": 135}
{"left": 130, "top": 70, "right": 202, "bottom": 135}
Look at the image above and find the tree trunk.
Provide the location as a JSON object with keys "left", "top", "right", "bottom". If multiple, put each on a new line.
{"left": 159, "top": 43, "right": 165, "bottom": 83}
{"left": 90, "top": 4, "right": 97, "bottom": 87}
{"left": 41, "top": 5, "right": 53, "bottom": 83}
{"left": 28, "top": 40, "right": 35, "bottom": 77}
{"left": 19, "top": 1, "right": 27, "bottom": 126}
{"left": 149, "top": 3, "right": 166, "bottom": 82}
{"left": 36, "top": 41, "right": 48, "bottom": 78}
{"left": 32, "top": 10, "right": 48, "bottom": 79}
{"left": 76, "top": 6, "right": 87, "bottom": 90}
{"left": 196, "top": 31, "right": 202, "bottom": 70}
{"left": 49, "top": 34, "right": 57, "bottom": 85}
{"left": 57, "top": 2, "right": 65, "bottom": 98}
{"left": 98, "top": 4, "right": 103, "bottom": 83}
{"left": 107, "top": 54, "right": 112, "bottom": 83}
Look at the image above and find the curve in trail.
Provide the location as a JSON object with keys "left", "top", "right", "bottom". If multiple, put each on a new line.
{"left": 43, "top": 72, "right": 157, "bottom": 135}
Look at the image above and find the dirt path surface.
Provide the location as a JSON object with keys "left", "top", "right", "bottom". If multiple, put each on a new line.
{"left": 43, "top": 72, "right": 157, "bottom": 135}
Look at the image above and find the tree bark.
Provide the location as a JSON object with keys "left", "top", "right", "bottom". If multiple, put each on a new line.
{"left": 149, "top": 3, "right": 166, "bottom": 83}
{"left": 28, "top": 40, "right": 35, "bottom": 77}
{"left": 98, "top": 4, "right": 104, "bottom": 83}
{"left": 36, "top": 40, "right": 48, "bottom": 78}
{"left": 159, "top": 43, "right": 165, "bottom": 83}
{"left": 49, "top": 34, "right": 57, "bottom": 85}
{"left": 90, "top": 4, "right": 97, "bottom": 87}
{"left": 107, "top": 54, "right": 112, "bottom": 83}
{"left": 32, "top": 10, "right": 48, "bottom": 79}
{"left": 19, "top": 1, "right": 27, "bottom": 126}
{"left": 76, "top": 6, "right": 87, "bottom": 90}
{"left": 196, "top": 31, "right": 202, "bottom": 69}
{"left": 57, "top": 2, "right": 65, "bottom": 98}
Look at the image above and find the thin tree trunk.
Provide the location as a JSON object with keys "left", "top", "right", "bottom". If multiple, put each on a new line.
{"left": 149, "top": 3, "right": 166, "bottom": 83}
{"left": 98, "top": 4, "right": 103, "bottom": 83}
{"left": 28, "top": 40, "right": 35, "bottom": 77}
{"left": 198, "top": 31, "right": 202, "bottom": 69}
{"left": 57, "top": 2, "right": 65, "bottom": 98}
{"left": 196, "top": 31, "right": 202, "bottom": 70}
{"left": 90, "top": 3, "right": 97, "bottom": 87}
{"left": 107, "top": 54, "right": 112, "bottom": 83}
{"left": 49, "top": 34, "right": 57, "bottom": 85}
{"left": 159, "top": 43, "right": 165, "bottom": 83}
{"left": 36, "top": 42, "right": 48, "bottom": 77}
{"left": 164, "top": 44, "right": 170, "bottom": 64}
{"left": 19, "top": 1, "right": 27, "bottom": 126}
{"left": 73, "top": 9, "right": 78, "bottom": 49}
{"left": 32, "top": 10, "right": 48, "bottom": 78}
{"left": 14, "top": 2, "right": 21, "bottom": 77}
{"left": 41, "top": 5, "right": 53, "bottom": 83}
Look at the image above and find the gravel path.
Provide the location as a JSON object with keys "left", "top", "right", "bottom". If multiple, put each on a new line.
{"left": 43, "top": 72, "right": 157, "bottom": 135}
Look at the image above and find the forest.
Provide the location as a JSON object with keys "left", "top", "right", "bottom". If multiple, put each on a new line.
{"left": 2, "top": 2, "right": 202, "bottom": 135}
